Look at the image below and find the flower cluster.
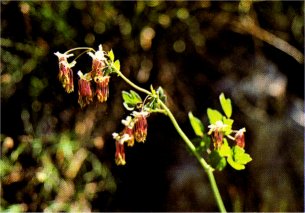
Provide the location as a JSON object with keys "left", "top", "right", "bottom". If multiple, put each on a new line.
{"left": 112, "top": 111, "right": 149, "bottom": 165}
{"left": 208, "top": 121, "right": 246, "bottom": 149}
{"left": 54, "top": 45, "right": 111, "bottom": 108}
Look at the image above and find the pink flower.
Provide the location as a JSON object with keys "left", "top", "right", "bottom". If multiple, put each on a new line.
{"left": 54, "top": 52, "right": 76, "bottom": 93}
{"left": 95, "top": 76, "right": 110, "bottom": 103}
{"left": 132, "top": 111, "right": 149, "bottom": 143}
{"left": 77, "top": 72, "right": 93, "bottom": 108}
{"left": 208, "top": 121, "right": 227, "bottom": 149}
{"left": 235, "top": 128, "right": 246, "bottom": 148}
{"left": 113, "top": 132, "right": 129, "bottom": 165}
{"left": 121, "top": 116, "right": 135, "bottom": 147}
{"left": 88, "top": 45, "right": 107, "bottom": 77}
{"left": 115, "top": 140, "right": 126, "bottom": 166}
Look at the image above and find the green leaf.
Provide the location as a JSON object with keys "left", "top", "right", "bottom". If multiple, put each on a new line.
{"left": 156, "top": 86, "right": 166, "bottom": 102}
{"left": 227, "top": 146, "right": 252, "bottom": 170}
{"left": 188, "top": 112, "right": 204, "bottom": 137}
{"left": 218, "top": 139, "right": 231, "bottom": 157}
{"left": 219, "top": 93, "right": 232, "bottom": 118}
{"left": 113, "top": 59, "right": 120, "bottom": 71}
{"left": 209, "top": 150, "right": 227, "bottom": 171}
{"left": 130, "top": 90, "right": 142, "bottom": 103}
{"left": 232, "top": 146, "right": 252, "bottom": 164}
{"left": 227, "top": 156, "right": 245, "bottom": 170}
{"left": 223, "top": 117, "right": 234, "bottom": 135}
{"left": 207, "top": 108, "right": 223, "bottom": 124}
{"left": 122, "top": 90, "right": 142, "bottom": 111}
{"left": 108, "top": 49, "right": 115, "bottom": 61}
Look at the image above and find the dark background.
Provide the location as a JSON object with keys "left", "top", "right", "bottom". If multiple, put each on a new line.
{"left": 1, "top": 1, "right": 304, "bottom": 212}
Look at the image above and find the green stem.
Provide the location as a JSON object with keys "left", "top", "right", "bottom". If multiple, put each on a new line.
{"left": 115, "top": 70, "right": 151, "bottom": 96}
{"left": 65, "top": 47, "right": 95, "bottom": 54}
{"left": 116, "top": 69, "right": 226, "bottom": 212}
{"left": 158, "top": 100, "right": 226, "bottom": 213}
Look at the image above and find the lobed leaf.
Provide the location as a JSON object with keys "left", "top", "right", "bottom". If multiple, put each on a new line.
{"left": 219, "top": 93, "right": 232, "bottom": 118}
{"left": 227, "top": 146, "right": 252, "bottom": 170}
{"left": 108, "top": 49, "right": 115, "bottom": 61}
{"left": 227, "top": 157, "right": 245, "bottom": 170}
{"left": 188, "top": 112, "right": 204, "bottom": 137}
{"left": 122, "top": 90, "right": 142, "bottom": 111}
{"left": 207, "top": 108, "right": 223, "bottom": 124}
{"left": 209, "top": 150, "right": 227, "bottom": 171}
{"left": 218, "top": 139, "right": 231, "bottom": 157}
{"left": 113, "top": 59, "right": 120, "bottom": 71}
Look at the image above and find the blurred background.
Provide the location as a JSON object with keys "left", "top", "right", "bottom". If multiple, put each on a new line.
{"left": 1, "top": 1, "right": 304, "bottom": 212}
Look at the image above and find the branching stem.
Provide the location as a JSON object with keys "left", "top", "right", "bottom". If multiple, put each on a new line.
{"left": 115, "top": 69, "right": 227, "bottom": 212}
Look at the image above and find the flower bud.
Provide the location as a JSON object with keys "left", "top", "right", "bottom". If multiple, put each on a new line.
{"left": 54, "top": 52, "right": 76, "bottom": 93}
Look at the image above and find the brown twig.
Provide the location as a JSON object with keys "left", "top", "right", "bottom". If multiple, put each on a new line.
{"left": 233, "top": 16, "right": 304, "bottom": 64}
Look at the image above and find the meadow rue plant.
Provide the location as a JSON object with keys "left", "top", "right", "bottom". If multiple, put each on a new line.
{"left": 55, "top": 44, "right": 252, "bottom": 212}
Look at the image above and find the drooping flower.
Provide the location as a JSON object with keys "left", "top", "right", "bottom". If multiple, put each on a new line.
{"left": 208, "top": 121, "right": 227, "bottom": 149}
{"left": 112, "top": 132, "right": 129, "bottom": 165}
{"left": 95, "top": 76, "right": 110, "bottom": 103}
{"left": 88, "top": 44, "right": 107, "bottom": 77}
{"left": 77, "top": 71, "right": 93, "bottom": 108}
{"left": 121, "top": 116, "right": 135, "bottom": 147}
{"left": 234, "top": 128, "right": 246, "bottom": 148}
{"left": 54, "top": 52, "right": 76, "bottom": 93}
{"left": 132, "top": 111, "right": 149, "bottom": 143}
{"left": 115, "top": 140, "right": 126, "bottom": 166}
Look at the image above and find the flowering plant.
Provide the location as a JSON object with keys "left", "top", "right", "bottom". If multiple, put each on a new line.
{"left": 55, "top": 44, "right": 252, "bottom": 212}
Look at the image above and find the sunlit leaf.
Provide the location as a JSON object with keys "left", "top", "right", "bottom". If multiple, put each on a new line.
{"left": 223, "top": 117, "right": 234, "bottom": 135}
{"left": 108, "top": 49, "right": 114, "bottom": 61}
{"left": 219, "top": 93, "right": 232, "bottom": 118}
{"left": 113, "top": 59, "right": 120, "bottom": 71}
{"left": 188, "top": 112, "right": 204, "bottom": 137}
{"left": 227, "top": 156, "right": 245, "bottom": 170}
{"left": 218, "top": 139, "right": 231, "bottom": 157}
{"left": 227, "top": 146, "right": 252, "bottom": 170}
{"left": 122, "top": 90, "right": 142, "bottom": 111}
{"left": 232, "top": 146, "right": 252, "bottom": 164}
{"left": 207, "top": 108, "right": 223, "bottom": 124}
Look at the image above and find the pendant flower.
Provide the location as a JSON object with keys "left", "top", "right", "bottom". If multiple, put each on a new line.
{"left": 95, "top": 76, "right": 110, "bottom": 103}
{"left": 234, "top": 128, "right": 246, "bottom": 148}
{"left": 77, "top": 71, "right": 93, "bottom": 108}
{"left": 121, "top": 116, "right": 135, "bottom": 147}
{"left": 54, "top": 52, "right": 76, "bottom": 93}
{"left": 132, "top": 111, "right": 149, "bottom": 143}
{"left": 208, "top": 121, "right": 227, "bottom": 149}
{"left": 88, "top": 44, "right": 107, "bottom": 77}
{"left": 113, "top": 132, "right": 130, "bottom": 165}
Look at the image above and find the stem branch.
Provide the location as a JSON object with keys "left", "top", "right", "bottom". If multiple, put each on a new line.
{"left": 158, "top": 100, "right": 226, "bottom": 212}
{"left": 116, "top": 68, "right": 226, "bottom": 212}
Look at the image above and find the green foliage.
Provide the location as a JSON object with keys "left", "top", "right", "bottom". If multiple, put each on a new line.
{"left": 122, "top": 90, "right": 143, "bottom": 110}
{"left": 207, "top": 108, "right": 223, "bottom": 124}
{"left": 227, "top": 146, "right": 252, "bottom": 170}
{"left": 188, "top": 112, "right": 204, "bottom": 137}
{"left": 189, "top": 93, "right": 252, "bottom": 171}
{"left": 108, "top": 49, "right": 115, "bottom": 61}
{"left": 209, "top": 150, "right": 227, "bottom": 171}
{"left": 219, "top": 93, "right": 232, "bottom": 118}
